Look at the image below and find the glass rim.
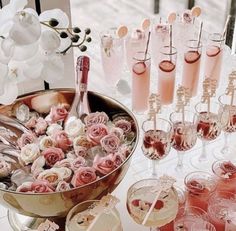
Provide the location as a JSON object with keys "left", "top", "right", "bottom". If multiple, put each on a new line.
{"left": 176, "top": 205, "right": 207, "bottom": 218}
{"left": 142, "top": 117, "right": 172, "bottom": 133}
{"left": 185, "top": 39, "right": 202, "bottom": 49}
{"left": 159, "top": 45, "right": 177, "bottom": 55}
{"left": 169, "top": 110, "right": 196, "bottom": 123}
{"left": 133, "top": 51, "right": 151, "bottom": 61}
{"left": 218, "top": 94, "right": 236, "bottom": 106}
{"left": 127, "top": 178, "right": 159, "bottom": 194}
{"left": 208, "top": 32, "right": 225, "bottom": 42}
{"left": 194, "top": 101, "right": 220, "bottom": 114}
{"left": 191, "top": 220, "right": 216, "bottom": 230}
{"left": 212, "top": 159, "right": 236, "bottom": 178}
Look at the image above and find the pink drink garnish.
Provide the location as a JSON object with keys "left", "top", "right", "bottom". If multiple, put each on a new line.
{"left": 131, "top": 199, "right": 164, "bottom": 210}
{"left": 159, "top": 60, "right": 175, "bottom": 72}
{"left": 206, "top": 46, "right": 221, "bottom": 57}
{"left": 220, "top": 161, "right": 236, "bottom": 175}
{"left": 184, "top": 51, "right": 201, "bottom": 64}
{"left": 186, "top": 180, "right": 208, "bottom": 195}
{"left": 133, "top": 61, "right": 146, "bottom": 75}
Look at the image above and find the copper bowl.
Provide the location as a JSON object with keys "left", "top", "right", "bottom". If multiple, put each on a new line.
{"left": 0, "top": 89, "right": 139, "bottom": 218}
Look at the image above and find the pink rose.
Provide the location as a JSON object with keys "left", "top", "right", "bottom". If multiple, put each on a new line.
{"left": 31, "top": 180, "right": 54, "bottom": 193}
{"left": 100, "top": 134, "right": 120, "bottom": 153}
{"left": 93, "top": 155, "right": 115, "bottom": 175}
{"left": 71, "top": 156, "right": 86, "bottom": 171}
{"left": 31, "top": 156, "right": 45, "bottom": 177}
{"left": 35, "top": 117, "right": 48, "bottom": 135}
{"left": 56, "top": 181, "right": 71, "bottom": 192}
{"left": 52, "top": 131, "right": 72, "bottom": 151}
{"left": 16, "top": 182, "right": 33, "bottom": 193}
{"left": 110, "top": 127, "right": 124, "bottom": 140}
{"left": 109, "top": 153, "right": 125, "bottom": 168}
{"left": 54, "top": 158, "right": 72, "bottom": 168}
{"left": 115, "top": 119, "right": 132, "bottom": 134}
{"left": 86, "top": 123, "right": 108, "bottom": 145}
{"left": 74, "top": 146, "right": 88, "bottom": 158}
{"left": 0, "top": 159, "right": 11, "bottom": 178}
{"left": 17, "top": 132, "right": 37, "bottom": 148}
{"left": 47, "top": 105, "right": 68, "bottom": 123}
{"left": 42, "top": 147, "right": 65, "bottom": 167}
{"left": 84, "top": 112, "right": 109, "bottom": 127}
{"left": 24, "top": 117, "right": 37, "bottom": 129}
{"left": 71, "top": 167, "right": 97, "bottom": 187}
{"left": 37, "top": 168, "right": 63, "bottom": 186}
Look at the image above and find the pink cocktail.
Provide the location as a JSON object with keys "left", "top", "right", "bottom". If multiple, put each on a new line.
{"left": 158, "top": 46, "right": 177, "bottom": 105}
{"left": 212, "top": 160, "right": 236, "bottom": 194}
{"left": 132, "top": 52, "right": 151, "bottom": 113}
{"left": 204, "top": 33, "right": 224, "bottom": 86}
{"left": 182, "top": 40, "right": 202, "bottom": 97}
{"left": 185, "top": 171, "right": 217, "bottom": 212}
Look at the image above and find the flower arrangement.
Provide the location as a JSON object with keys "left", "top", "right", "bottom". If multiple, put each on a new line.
{"left": 0, "top": 0, "right": 91, "bottom": 105}
{"left": 0, "top": 104, "right": 136, "bottom": 193}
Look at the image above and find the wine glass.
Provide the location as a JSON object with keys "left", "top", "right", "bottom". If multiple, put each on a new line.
{"left": 191, "top": 101, "right": 222, "bottom": 170}
{"left": 184, "top": 171, "right": 217, "bottom": 212}
{"left": 66, "top": 200, "right": 122, "bottom": 231}
{"left": 213, "top": 94, "right": 236, "bottom": 160}
{"left": 142, "top": 118, "right": 172, "bottom": 176}
{"left": 100, "top": 28, "right": 125, "bottom": 96}
{"left": 169, "top": 110, "right": 197, "bottom": 173}
{"left": 212, "top": 160, "right": 236, "bottom": 194}
{"left": 126, "top": 178, "right": 179, "bottom": 231}
{"left": 174, "top": 205, "right": 209, "bottom": 231}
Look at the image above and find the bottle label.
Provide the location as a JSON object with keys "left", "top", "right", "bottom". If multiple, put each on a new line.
{"left": 80, "top": 83, "right": 87, "bottom": 92}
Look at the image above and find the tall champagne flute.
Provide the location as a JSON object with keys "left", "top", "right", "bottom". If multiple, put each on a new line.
{"left": 191, "top": 101, "right": 222, "bottom": 169}
{"left": 100, "top": 28, "right": 125, "bottom": 93}
{"left": 204, "top": 33, "right": 224, "bottom": 86}
{"left": 132, "top": 51, "right": 151, "bottom": 114}
{"left": 169, "top": 110, "right": 197, "bottom": 173}
{"left": 182, "top": 40, "right": 202, "bottom": 97}
{"left": 142, "top": 118, "right": 172, "bottom": 176}
{"left": 158, "top": 46, "right": 177, "bottom": 105}
{"left": 126, "top": 179, "right": 178, "bottom": 231}
{"left": 66, "top": 200, "right": 122, "bottom": 231}
{"left": 213, "top": 94, "right": 236, "bottom": 159}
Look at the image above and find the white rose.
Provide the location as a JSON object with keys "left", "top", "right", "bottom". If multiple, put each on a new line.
{"left": 39, "top": 136, "right": 55, "bottom": 150}
{"left": 37, "top": 168, "right": 63, "bottom": 187}
{"left": 0, "top": 159, "right": 11, "bottom": 178}
{"left": 65, "top": 119, "right": 84, "bottom": 138}
{"left": 20, "top": 144, "right": 40, "bottom": 165}
{"left": 55, "top": 167, "right": 72, "bottom": 182}
{"left": 46, "top": 123, "right": 62, "bottom": 136}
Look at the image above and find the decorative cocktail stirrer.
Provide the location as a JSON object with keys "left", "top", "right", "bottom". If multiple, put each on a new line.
{"left": 142, "top": 175, "right": 176, "bottom": 225}
{"left": 176, "top": 85, "right": 190, "bottom": 123}
{"left": 201, "top": 78, "right": 217, "bottom": 113}
{"left": 147, "top": 93, "right": 161, "bottom": 132}
{"left": 87, "top": 194, "right": 120, "bottom": 231}
{"left": 225, "top": 71, "right": 236, "bottom": 106}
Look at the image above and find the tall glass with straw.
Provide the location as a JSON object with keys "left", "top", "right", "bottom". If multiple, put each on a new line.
{"left": 214, "top": 71, "right": 236, "bottom": 159}
{"left": 191, "top": 78, "right": 223, "bottom": 170}
{"left": 169, "top": 86, "right": 197, "bottom": 174}
{"left": 142, "top": 94, "right": 172, "bottom": 176}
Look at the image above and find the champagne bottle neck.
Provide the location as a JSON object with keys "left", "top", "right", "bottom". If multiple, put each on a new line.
{"left": 76, "top": 56, "right": 90, "bottom": 92}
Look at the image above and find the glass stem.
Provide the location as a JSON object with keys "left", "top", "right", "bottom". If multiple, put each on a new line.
{"left": 151, "top": 160, "right": 159, "bottom": 177}
{"left": 199, "top": 140, "right": 207, "bottom": 161}
{"left": 176, "top": 151, "right": 184, "bottom": 170}
{"left": 221, "top": 132, "right": 229, "bottom": 154}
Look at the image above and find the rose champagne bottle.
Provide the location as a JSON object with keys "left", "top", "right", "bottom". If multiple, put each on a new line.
{"left": 66, "top": 56, "right": 91, "bottom": 124}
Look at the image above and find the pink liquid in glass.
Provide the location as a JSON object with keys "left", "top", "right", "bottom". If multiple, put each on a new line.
{"left": 132, "top": 60, "right": 150, "bottom": 113}
{"left": 182, "top": 51, "right": 201, "bottom": 97}
{"left": 204, "top": 45, "right": 223, "bottom": 86}
{"left": 158, "top": 60, "right": 176, "bottom": 105}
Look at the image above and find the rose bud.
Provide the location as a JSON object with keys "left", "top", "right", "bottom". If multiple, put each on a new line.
{"left": 56, "top": 181, "right": 71, "bottom": 192}
{"left": 74, "top": 146, "right": 88, "bottom": 158}
{"left": 86, "top": 123, "right": 108, "bottom": 145}
{"left": 115, "top": 119, "right": 132, "bottom": 134}
{"left": 109, "top": 127, "right": 124, "bottom": 140}
{"left": 93, "top": 155, "right": 115, "bottom": 175}
{"left": 17, "top": 132, "right": 37, "bottom": 148}
{"left": 65, "top": 119, "right": 84, "bottom": 138}
{"left": 84, "top": 112, "right": 109, "bottom": 127}
{"left": 100, "top": 134, "right": 120, "bottom": 153}
{"left": 42, "top": 147, "right": 65, "bottom": 167}
{"left": 35, "top": 117, "right": 48, "bottom": 135}
{"left": 31, "top": 180, "right": 54, "bottom": 193}
{"left": 0, "top": 159, "right": 11, "bottom": 178}
{"left": 39, "top": 136, "right": 55, "bottom": 150}
{"left": 52, "top": 131, "right": 72, "bottom": 152}
{"left": 71, "top": 156, "right": 86, "bottom": 172}
{"left": 24, "top": 117, "right": 37, "bottom": 129}
{"left": 46, "top": 105, "right": 68, "bottom": 123}
{"left": 109, "top": 153, "right": 125, "bottom": 168}
{"left": 20, "top": 143, "right": 40, "bottom": 165}
{"left": 46, "top": 123, "right": 62, "bottom": 136}
{"left": 71, "top": 167, "right": 97, "bottom": 187}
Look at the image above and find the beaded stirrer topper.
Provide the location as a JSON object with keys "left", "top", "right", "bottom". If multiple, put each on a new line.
{"left": 201, "top": 78, "right": 217, "bottom": 113}
{"left": 225, "top": 71, "right": 236, "bottom": 106}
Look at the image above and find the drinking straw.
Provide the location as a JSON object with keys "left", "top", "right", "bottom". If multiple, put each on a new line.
{"left": 197, "top": 21, "right": 203, "bottom": 50}
{"left": 144, "top": 31, "right": 151, "bottom": 60}
{"left": 169, "top": 24, "right": 173, "bottom": 60}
